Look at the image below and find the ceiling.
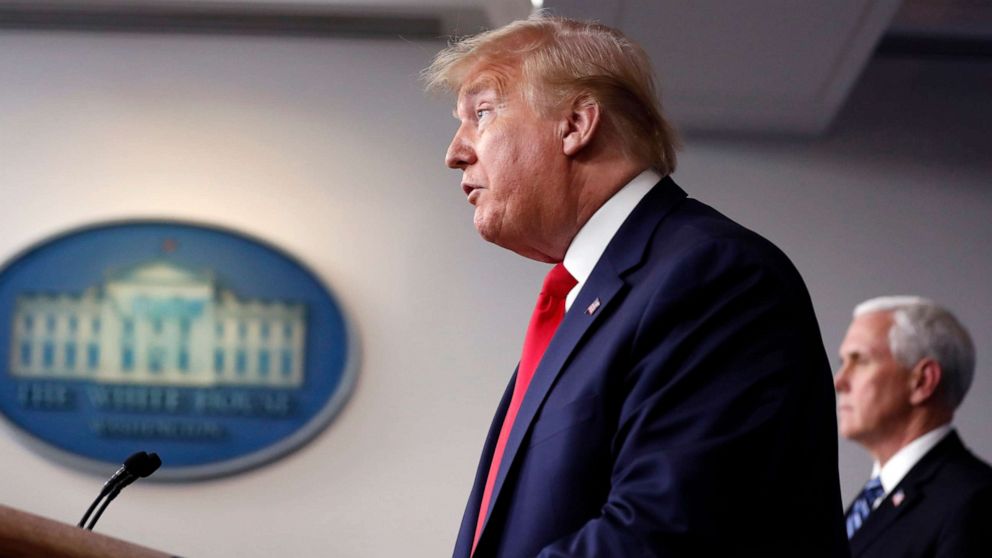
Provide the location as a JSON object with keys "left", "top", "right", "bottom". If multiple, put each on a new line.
{"left": 544, "top": 0, "right": 902, "bottom": 135}
{"left": 1, "top": 0, "right": 984, "bottom": 135}
{"left": 891, "top": 0, "right": 992, "bottom": 38}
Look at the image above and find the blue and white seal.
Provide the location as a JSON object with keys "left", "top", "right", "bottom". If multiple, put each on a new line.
{"left": 0, "top": 221, "right": 358, "bottom": 480}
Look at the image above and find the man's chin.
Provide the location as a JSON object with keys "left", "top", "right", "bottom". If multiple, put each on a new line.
{"left": 474, "top": 213, "right": 559, "bottom": 263}
{"left": 473, "top": 213, "right": 499, "bottom": 244}
{"left": 838, "top": 424, "right": 861, "bottom": 441}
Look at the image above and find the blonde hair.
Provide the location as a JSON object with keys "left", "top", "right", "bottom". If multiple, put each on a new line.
{"left": 423, "top": 14, "right": 679, "bottom": 175}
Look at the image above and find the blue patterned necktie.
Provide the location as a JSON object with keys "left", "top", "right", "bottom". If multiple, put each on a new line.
{"left": 846, "top": 476, "right": 885, "bottom": 538}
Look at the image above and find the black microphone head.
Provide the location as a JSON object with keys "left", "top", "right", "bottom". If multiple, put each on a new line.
{"left": 122, "top": 451, "right": 149, "bottom": 470}
{"left": 136, "top": 453, "right": 161, "bottom": 478}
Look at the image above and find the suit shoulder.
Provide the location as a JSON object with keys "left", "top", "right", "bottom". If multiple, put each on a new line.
{"left": 644, "top": 198, "right": 807, "bottom": 293}
{"left": 659, "top": 198, "right": 792, "bottom": 261}
{"left": 933, "top": 452, "right": 992, "bottom": 552}
{"left": 936, "top": 445, "right": 992, "bottom": 488}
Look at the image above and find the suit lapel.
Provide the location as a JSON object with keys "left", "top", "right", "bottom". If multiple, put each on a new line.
{"left": 455, "top": 373, "right": 516, "bottom": 557}
{"left": 475, "top": 178, "right": 688, "bottom": 544}
{"left": 849, "top": 432, "right": 966, "bottom": 556}
{"left": 848, "top": 485, "right": 920, "bottom": 556}
{"left": 474, "top": 268, "right": 626, "bottom": 544}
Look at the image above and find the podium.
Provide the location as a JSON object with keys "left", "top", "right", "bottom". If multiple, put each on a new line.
{"left": 0, "top": 504, "right": 172, "bottom": 557}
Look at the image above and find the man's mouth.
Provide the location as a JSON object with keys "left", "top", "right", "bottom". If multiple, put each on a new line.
{"left": 462, "top": 183, "right": 483, "bottom": 204}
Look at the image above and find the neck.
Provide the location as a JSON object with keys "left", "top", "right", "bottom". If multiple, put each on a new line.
{"left": 869, "top": 410, "right": 953, "bottom": 467}
{"left": 570, "top": 158, "right": 649, "bottom": 228}
{"left": 528, "top": 151, "right": 649, "bottom": 263}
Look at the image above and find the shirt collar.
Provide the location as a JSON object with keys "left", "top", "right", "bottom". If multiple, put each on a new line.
{"left": 562, "top": 168, "right": 662, "bottom": 311}
{"left": 872, "top": 424, "right": 953, "bottom": 495}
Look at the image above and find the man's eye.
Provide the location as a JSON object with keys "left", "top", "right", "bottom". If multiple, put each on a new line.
{"left": 476, "top": 108, "right": 492, "bottom": 120}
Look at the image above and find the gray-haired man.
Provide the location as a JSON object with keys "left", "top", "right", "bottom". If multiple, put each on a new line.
{"left": 835, "top": 296, "right": 992, "bottom": 557}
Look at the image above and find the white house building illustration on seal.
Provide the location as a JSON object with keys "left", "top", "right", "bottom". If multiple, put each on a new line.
{"left": 9, "top": 260, "right": 306, "bottom": 387}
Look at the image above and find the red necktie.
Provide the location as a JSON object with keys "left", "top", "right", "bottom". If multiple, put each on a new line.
{"left": 472, "top": 263, "right": 578, "bottom": 554}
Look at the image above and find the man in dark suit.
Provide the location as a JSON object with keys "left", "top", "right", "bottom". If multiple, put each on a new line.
{"left": 425, "top": 15, "right": 848, "bottom": 557}
{"left": 836, "top": 297, "right": 992, "bottom": 557}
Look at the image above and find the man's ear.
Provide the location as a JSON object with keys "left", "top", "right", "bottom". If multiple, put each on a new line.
{"left": 562, "top": 95, "right": 601, "bottom": 156}
{"left": 908, "top": 358, "right": 943, "bottom": 406}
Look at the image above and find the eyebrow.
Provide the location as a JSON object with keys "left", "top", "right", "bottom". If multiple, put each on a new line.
{"left": 453, "top": 82, "right": 502, "bottom": 120}
{"left": 460, "top": 71, "right": 508, "bottom": 101}
{"left": 462, "top": 81, "right": 496, "bottom": 98}
{"left": 839, "top": 348, "right": 869, "bottom": 361}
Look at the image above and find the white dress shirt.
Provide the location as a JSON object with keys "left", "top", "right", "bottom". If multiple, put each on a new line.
{"left": 868, "top": 424, "right": 953, "bottom": 508}
{"left": 562, "top": 169, "right": 662, "bottom": 311}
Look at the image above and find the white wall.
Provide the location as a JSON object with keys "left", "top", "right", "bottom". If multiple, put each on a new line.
{"left": 677, "top": 56, "right": 992, "bottom": 501}
{"left": 0, "top": 30, "right": 989, "bottom": 556}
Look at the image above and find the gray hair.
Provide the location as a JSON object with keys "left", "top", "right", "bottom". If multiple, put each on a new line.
{"left": 854, "top": 296, "right": 976, "bottom": 409}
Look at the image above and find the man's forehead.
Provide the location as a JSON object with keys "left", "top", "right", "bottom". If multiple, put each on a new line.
{"left": 840, "top": 312, "right": 893, "bottom": 354}
{"left": 452, "top": 73, "right": 513, "bottom": 119}
{"left": 458, "top": 60, "right": 525, "bottom": 98}
{"left": 457, "top": 74, "right": 504, "bottom": 101}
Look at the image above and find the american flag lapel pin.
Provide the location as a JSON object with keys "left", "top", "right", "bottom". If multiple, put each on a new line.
{"left": 585, "top": 298, "right": 601, "bottom": 315}
{"left": 892, "top": 490, "right": 905, "bottom": 507}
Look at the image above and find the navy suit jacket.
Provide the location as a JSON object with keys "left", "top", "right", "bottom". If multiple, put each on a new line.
{"left": 454, "top": 178, "right": 849, "bottom": 557}
{"left": 848, "top": 431, "right": 992, "bottom": 558}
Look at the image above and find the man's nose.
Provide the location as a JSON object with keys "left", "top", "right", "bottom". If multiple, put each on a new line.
{"left": 833, "top": 365, "right": 848, "bottom": 392}
{"left": 445, "top": 130, "right": 476, "bottom": 169}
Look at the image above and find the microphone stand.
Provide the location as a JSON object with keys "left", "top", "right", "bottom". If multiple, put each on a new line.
{"left": 77, "top": 463, "right": 134, "bottom": 528}
{"left": 77, "top": 451, "right": 161, "bottom": 531}
{"left": 84, "top": 473, "right": 134, "bottom": 531}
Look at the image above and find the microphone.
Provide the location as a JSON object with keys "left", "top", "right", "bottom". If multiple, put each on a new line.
{"left": 78, "top": 451, "right": 162, "bottom": 530}
{"left": 78, "top": 451, "right": 150, "bottom": 528}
